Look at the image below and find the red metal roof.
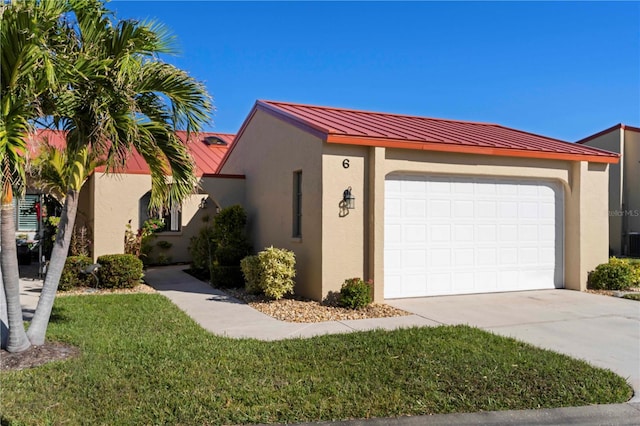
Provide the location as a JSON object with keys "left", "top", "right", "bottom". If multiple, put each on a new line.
{"left": 254, "top": 100, "right": 619, "bottom": 163}
{"left": 27, "top": 130, "right": 235, "bottom": 176}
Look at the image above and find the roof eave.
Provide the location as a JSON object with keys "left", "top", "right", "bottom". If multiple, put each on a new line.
{"left": 326, "top": 135, "right": 620, "bottom": 164}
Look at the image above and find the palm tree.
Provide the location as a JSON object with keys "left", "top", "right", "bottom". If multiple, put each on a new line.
{"left": 25, "top": 0, "right": 212, "bottom": 346}
{"left": 1, "top": 0, "right": 66, "bottom": 352}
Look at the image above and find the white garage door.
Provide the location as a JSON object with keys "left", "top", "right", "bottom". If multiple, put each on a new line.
{"left": 384, "top": 174, "right": 564, "bottom": 298}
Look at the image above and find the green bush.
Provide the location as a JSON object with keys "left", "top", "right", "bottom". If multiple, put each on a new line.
{"left": 96, "top": 254, "right": 143, "bottom": 289}
{"left": 210, "top": 265, "right": 245, "bottom": 289}
{"left": 338, "top": 278, "right": 372, "bottom": 309}
{"left": 211, "top": 206, "right": 251, "bottom": 288}
{"left": 188, "top": 216, "right": 215, "bottom": 272}
{"left": 58, "top": 256, "right": 94, "bottom": 291}
{"left": 629, "top": 261, "right": 640, "bottom": 286}
{"left": 240, "top": 255, "right": 262, "bottom": 294}
{"left": 241, "top": 247, "right": 296, "bottom": 300}
{"left": 588, "top": 257, "right": 635, "bottom": 291}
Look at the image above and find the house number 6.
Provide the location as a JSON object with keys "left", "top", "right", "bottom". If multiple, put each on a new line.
{"left": 342, "top": 159, "right": 350, "bottom": 169}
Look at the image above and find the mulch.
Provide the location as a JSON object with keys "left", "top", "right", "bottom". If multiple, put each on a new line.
{"left": 0, "top": 342, "right": 80, "bottom": 372}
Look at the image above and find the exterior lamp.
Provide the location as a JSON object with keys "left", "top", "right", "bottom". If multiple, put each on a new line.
{"left": 199, "top": 197, "right": 208, "bottom": 209}
{"left": 343, "top": 187, "right": 355, "bottom": 209}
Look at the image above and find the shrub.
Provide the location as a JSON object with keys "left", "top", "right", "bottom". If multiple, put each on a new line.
{"left": 240, "top": 255, "right": 262, "bottom": 294}
{"left": 588, "top": 257, "right": 635, "bottom": 291}
{"left": 241, "top": 247, "right": 296, "bottom": 300}
{"left": 58, "top": 256, "right": 94, "bottom": 291}
{"left": 210, "top": 205, "right": 251, "bottom": 288}
{"left": 70, "top": 225, "right": 92, "bottom": 258}
{"left": 629, "top": 261, "right": 640, "bottom": 286}
{"left": 124, "top": 218, "right": 164, "bottom": 259}
{"left": 96, "top": 254, "right": 143, "bottom": 289}
{"left": 210, "top": 265, "right": 245, "bottom": 289}
{"left": 338, "top": 278, "right": 372, "bottom": 309}
{"left": 188, "top": 215, "right": 215, "bottom": 272}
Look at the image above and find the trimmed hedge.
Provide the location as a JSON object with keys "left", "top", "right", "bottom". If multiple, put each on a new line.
{"left": 59, "top": 256, "right": 94, "bottom": 291}
{"left": 588, "top": 257, "right": 636, "bottom": 291}
{"left": 241, "top": 247, "right": 296, "bottom": 300}
{"left": 338, "top": 278, "right": 372, "bottom": 309}
{"left": 96, "top": 254, "right": 143, "bottom": 289}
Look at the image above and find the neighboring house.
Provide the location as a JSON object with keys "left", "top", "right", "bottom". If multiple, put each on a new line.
{"left": 219, "top": 100, "right": 617, "bottom": 302}
{"left": 577, "top": 124, "right": 640, "bottom": 257}
{"left": 25, "top": 130, "right": 244, "bottom": 264}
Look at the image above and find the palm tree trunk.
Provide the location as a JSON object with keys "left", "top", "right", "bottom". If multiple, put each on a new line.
{"left": 27, "top": 190, "right": 79, "bottom": 346}
{"left": 0, "top": 271, "right": 8, "bottom": 350}
{"left": 1, "top": 198, "right": 31, "bottom": 352}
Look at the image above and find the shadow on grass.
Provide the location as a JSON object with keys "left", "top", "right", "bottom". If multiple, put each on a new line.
{"left": 49, "top": 305, "right": 71, "bottom": 324}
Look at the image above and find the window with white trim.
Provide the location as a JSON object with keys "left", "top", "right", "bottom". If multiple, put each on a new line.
{"left": 140, "top": 191, "right": 181, "bottom": 232}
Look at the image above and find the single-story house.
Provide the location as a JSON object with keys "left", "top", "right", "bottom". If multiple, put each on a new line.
{"left": 577, "top": 124, "right": 640, "bottom": 257}
{"left": 218, "top": 100, "right": 618, "bottom": 302}
{"left": 17, "top": 100, "right": 619, "bottom": 302}
{"left": 22, "top": 130, "right": 244, "bottom": 265}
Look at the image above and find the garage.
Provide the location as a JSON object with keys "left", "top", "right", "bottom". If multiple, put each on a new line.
{"left": 384, "top": 174, "right": 564, "bottom": 298}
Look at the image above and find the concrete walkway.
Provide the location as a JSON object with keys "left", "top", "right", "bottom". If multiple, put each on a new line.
{"left": 17, "top": 265, "right": 640, "bottom": 424}
{"left": 144, "top": 265, "right": 441, "bottom": 340}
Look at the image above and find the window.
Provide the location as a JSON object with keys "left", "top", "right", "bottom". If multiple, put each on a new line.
{"left": 293, "top": 171, "right": 302, "bottom": 238}
{"left": 139, "top": 191, "right": 181, "bottom": 232}
{"left": 16, "top": 195, "right": 39, "bottom": 232}
{"left": 162, "top": 205, "right": 181, "bottom": 232}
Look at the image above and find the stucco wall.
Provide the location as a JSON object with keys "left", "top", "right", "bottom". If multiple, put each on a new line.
{"left": 91, "top": 173, "right": 244, "bottom": 263}
{"left": 320, "top": 145, "right": 609, "bottom": 301}
{"left": 580, "top": 130, "right": 623, "bottom": 254}
{"left": 91, "top": 172, "right": 152, "bottom": 260}
{"left": 564, "top": 161, "right": 610, "bottom": 288}
{"left": 321, "top": 144, "right": 369, "bottom": 297}
{"left": 623, "top": 129, "right": 640, "bottom": 239}
{"left": 220, "top": 110, "right": 324, "bottom": 300}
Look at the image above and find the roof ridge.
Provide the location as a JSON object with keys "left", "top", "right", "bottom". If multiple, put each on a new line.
{"left": 260, "top": 99, "right": 500, "bottom": 128}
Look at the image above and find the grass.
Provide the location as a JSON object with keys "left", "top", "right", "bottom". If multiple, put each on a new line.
{"left": 0, "top": 294, "right": 632, "bottom": 425}
{"left": 622, "top": 293, "right": 640, "bottom": 301}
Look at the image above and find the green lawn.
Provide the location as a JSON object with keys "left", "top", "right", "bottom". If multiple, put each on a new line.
{"left": 622, "top": 293, "right": 640, "bottom": 301}
{"left": 0, "top": 294, "right": 632, "bottom": 425}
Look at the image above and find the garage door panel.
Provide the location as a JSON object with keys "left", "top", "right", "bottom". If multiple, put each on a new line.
{"left": 385, "top": 174, "right": 564, "bottom": 298}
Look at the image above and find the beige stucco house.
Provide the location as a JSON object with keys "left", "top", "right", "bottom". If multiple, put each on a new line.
{"left": 577, "top": 124, "right": 640, "bottom": 257}
{"left": 22, "top": 101, "right": 620, "bottom": 302}
{"left": 25, "top": 131, "right": 244, "bottom": 265}
{"left": 218, "top": 100, "right": 618, "bottom": 302}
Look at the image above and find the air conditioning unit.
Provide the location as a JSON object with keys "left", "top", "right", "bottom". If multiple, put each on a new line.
{"left": 629, "top": 232, "right": 640, "bottom": 258}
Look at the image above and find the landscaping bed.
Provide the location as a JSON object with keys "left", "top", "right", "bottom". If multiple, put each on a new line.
{"left": 223, "top": 287, "right": 409, "bottom": 322}
{"left": 0, "top": 294, "right": 632, "bottom": 425}
{"left": 57, "top": 283, "right": 156, "bottom": 296}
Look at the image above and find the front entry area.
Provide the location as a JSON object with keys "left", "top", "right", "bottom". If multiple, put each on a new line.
{"left": 384, "top": 174, "right": 564, "bottom": 298}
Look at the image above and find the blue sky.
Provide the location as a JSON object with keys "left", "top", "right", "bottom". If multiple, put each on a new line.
{"left": 110, "top": 1, "right": 639, "bottom": 142}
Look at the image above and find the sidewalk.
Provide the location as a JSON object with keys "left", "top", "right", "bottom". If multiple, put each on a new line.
{"left": 144, "top": 265, "right": 439, "bottom": 340}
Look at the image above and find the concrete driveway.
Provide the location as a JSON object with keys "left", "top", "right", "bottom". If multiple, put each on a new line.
{"left": 387, "top": 290, "right": 640, "bottom": 402}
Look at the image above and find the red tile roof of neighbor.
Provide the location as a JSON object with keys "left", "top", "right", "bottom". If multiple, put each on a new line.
{"left": 252, "top": 100, "right": 619, "bottom": 164}
{"left": 576, "top": 123, "right": 640, "bottom": 145}
{"left": 27, "top": 130, "right": 235, "bottom": 176}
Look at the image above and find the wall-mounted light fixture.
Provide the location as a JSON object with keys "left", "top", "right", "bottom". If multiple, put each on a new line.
{"left": 343, "top": 187, "right": 355, "bottom": 209}
{"left": 199, "top": 197, "right": 208, "bottom": 209}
